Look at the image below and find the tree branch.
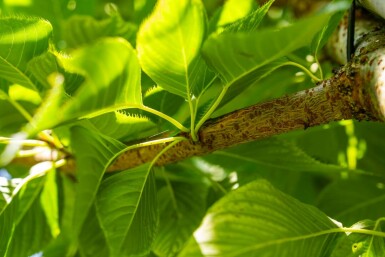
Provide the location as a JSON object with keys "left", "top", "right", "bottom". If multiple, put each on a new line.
{"left": 109, "top": 10, "right": 385, "bottom": 172}
{"left": 10, "top": 9, "right": 385, "bottom": 173}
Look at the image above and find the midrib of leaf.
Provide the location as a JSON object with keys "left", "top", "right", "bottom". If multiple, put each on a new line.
{"left": 333, "top": 194, "right": 385, "bottom": 219}
{"left": 227, "top": 227, "right": 385, "bottom": 257}
{"left": 177, "top": 22, "right": 197, "bottom": 138}
{"left": 212, "top": 151, "right": 348, "bottom": 174}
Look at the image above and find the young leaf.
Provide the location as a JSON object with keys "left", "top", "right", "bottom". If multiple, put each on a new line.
{"left": 310, "top": 0, "right": 351, "bottom": 56}
{"left": 96, "top": 165, "right": 157, "bottom": 256}
{"left": 152, "top": 181, "right": 208, "bottom": 257}
{"left": 0, "top": 17, "right": 52, "bottom": 91}
{"left": 202, "top": 3, "right": 348, "bottom": 85}
{"left": 137, "top": 0, "right": 207, "bottom": 98}
{"left": 182, "top": 179, "right": 339, "bottom": 256}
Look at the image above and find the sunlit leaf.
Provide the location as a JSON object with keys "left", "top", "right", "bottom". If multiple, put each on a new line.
{"left": 220, "top": 0, "right": 272, "bottom": 33}
{"left": 0, "top": 17, "right": 52, "bottom": 91}
{"left": 60, "top": 37, "right": 142, "bottom": 121}
{"left": 137, "top": 0, "right": 207, "bottom": 98}
{"left": 182, "top": 179, "right": 339, "bottom": 256}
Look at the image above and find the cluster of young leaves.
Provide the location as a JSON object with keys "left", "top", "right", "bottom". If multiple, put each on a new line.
{"left": 0, "top": 0, "right": 385, "bottom": 256}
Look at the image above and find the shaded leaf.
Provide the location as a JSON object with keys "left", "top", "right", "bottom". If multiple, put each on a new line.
{"left": 96, "top": 165, "right": 156, "bottom": 257}
{"left": 62, "top": 14, "right": 137, "bottom": 49}
{"left": 317, "top": 179, "right": 385, "bottom": 226}
{"left": 70, "top": 125, "right": 125, "bottom": 238}
{"left": 206, "top": 138, "right": 349, "bottom": 175}
{"left": 153, "top": 181, "right": 208, "bottom": 257}
{"left": 182, "top": 179, "right": 339, "bottom": 256}
{"left": 78, "top": 204, "right": 109, "bottom": 257}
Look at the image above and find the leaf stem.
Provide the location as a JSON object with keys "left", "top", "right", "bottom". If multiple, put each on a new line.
{"left": 140, "top": 105, "right": 190, "bottom": 132}
{"left": 282, "top": 61, "right": 322, "bottom": 82}
{"left": 195, "top": 85, "right": 229, "bottom": 133}
{"left": 149, "top": 137, "right": 187, "bottom": 168}
{"left": 81, "top": 104, "right": 189, "bottom": 132}
{"left": 107, "top": 136, "right": 187, "bottom": 172}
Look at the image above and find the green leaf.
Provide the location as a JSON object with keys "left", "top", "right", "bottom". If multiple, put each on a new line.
{"left": 202, "top": 4, "right": 347, "bottom": 85}
{"left": 205, "top": 138, "right": 348, "bottom": 175}
{"left": 40, "top": 169, "right": 60, "bottom": 238}
{"left": 90, "top": 111, "right": 156, "bottom": 141}
{"left": 78, "top": 204, "right": 109, "bottom": 257}
{"left": 153, "top": 181, "right": 208, "bottom": 257}
{"left": 310, "top": 0, "right": 351, "bottom": 55}
{"left": 215, "top": 0, "right": 256, "bottom": 29}
{"left": 96, "top": 165, "right": 157, "bottom": 257}
{"left": 62, "top": 14, "right": 137, "bottom": 49}
{"left": 70, "top": 125, "right": 125, "bottom": 237}
{"left": 137, "top": 0, "right": 207, "bottom": 98}
{"left": 331, "top": 220, "right": 385, "bottom": 257}
{"left": 6, "top": 194, "right": 54, "bottom": 257}
{"left": 182, "top": 179, "right": 339, "bottom": 256}
{"left": 60, "top": 38, "right": 142, "bottom": 122}
{"left": 221, "top": 0, "right": 273, "bottom": 33}
{"left": 317, "top": 179, "right": 385, "bottom": 226}
{"left": 0, "top": 174, "right": 46, "bottom": 256}
{"left": 0, "top": 17, "right": 52, "bottom": 91}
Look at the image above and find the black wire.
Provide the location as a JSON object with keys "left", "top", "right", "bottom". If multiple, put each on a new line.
{"left": 347, "top": 0, "right": 356, "bottom": 62}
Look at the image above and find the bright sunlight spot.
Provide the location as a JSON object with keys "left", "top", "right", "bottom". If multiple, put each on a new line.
{"left": 4, "top": 0, "right": 31, "bottom": 7}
